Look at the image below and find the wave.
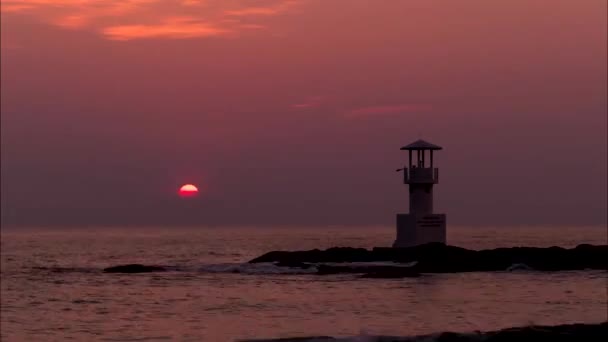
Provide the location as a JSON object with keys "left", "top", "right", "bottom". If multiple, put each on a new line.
{"left": 198, "top": 261, "right": 416, "bottom": 275}
{"left": 197, "top": 261, "right": 546, "bottom": 275}
{"left": 31, "top": 266, "right": 99, "bottom": 273}
{"left": 199, "top": 263, "right": 318, "bottom": 275}
{"left": 506, "top": 263, "right": 534, "bottom": 271}
{"left": 30, "top": 263, "right": 319, "bottom": 275}
{"left": 30, "top": 261, "right": 557, "bottom": 275}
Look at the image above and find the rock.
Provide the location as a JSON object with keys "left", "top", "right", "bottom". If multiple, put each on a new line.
{"left": 103, "top": 264, "right": 166, "bottom": 273}
{"left": 249, "top": 243, "right": 608, "bottom": 274}
{"left": 238, "top": 322, "right": 608, "bottom": 341}
{"left": 484, "top": 322, "right": 608, "bottom": 342}
{"left": 239, "top": 337, "right": 334, "bottom": 342}
{"left": 250, "top": 247, "right": 371, "bottom": 264}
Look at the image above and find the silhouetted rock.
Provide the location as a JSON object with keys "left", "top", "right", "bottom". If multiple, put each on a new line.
{"left": 249, "top": 243, "right": 608, "bottom": 274}
{"left": 103, "top": 264, "right": 166, "bottom": 273}
{"left": 241, "top": 337, "right": 334, "bottom": 341}
{"left": 252, "top": 247, "right": 371, "bottom": 264}
{"left": 239, "top": 322, "right": 608, "bottom": 341}
{"left": 436, "top": 331, "right": 477, "bottom": 341}
{"left": 483, "top": 322, "right": 608, "bottom": 342}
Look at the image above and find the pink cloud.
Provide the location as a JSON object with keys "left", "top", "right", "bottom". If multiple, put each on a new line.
{"left": 103, "top": 17, "right": 230, "bottom": 41}
{"left": 292, "top": 96, "right": 325, "bottom": 109}
{"left": 345, "top": 104, "right": 433, "bottom": 118}
{"left": 239, "top": 24, "right": 266, "bottom": 30}
{"left": 224, "top": 1, "right": 299, "bottom": 17}
{"left": 181, "top": 0, "right": 202, "bottom": 6}
{"left": 54, "top": 15, "right": 89, "bottom": 29}
{"left": 1, "top": 4, "right": 35, "bottom": 12}
{"left": 1, "top": 0, "right": 306, "bottom": 41}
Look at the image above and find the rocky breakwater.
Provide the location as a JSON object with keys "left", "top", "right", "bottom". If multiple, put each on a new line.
{"left": 240, "top": 322, "right": 608, "bottom": 341}
{"left": 249, "top": 243, "right": 608, "bottom": 276}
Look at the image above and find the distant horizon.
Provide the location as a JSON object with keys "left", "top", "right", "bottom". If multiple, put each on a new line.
{"left": 1, "top": 222, "right": 606, "bottom": 229}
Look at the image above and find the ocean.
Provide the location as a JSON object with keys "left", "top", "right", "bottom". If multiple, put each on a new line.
{"left": 1, "top": 225, "right": 606, "bottom": 341}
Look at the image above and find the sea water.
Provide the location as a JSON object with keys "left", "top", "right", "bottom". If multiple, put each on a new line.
{"left": 1, "top": 225, "right": 606, "bottom": 341}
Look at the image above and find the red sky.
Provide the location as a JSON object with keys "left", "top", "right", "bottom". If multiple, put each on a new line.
{"left": 1, "top": 0, "right": 606, "bottom": 226}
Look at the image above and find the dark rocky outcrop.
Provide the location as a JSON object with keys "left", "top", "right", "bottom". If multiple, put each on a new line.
{"left": 469, "top": 322, "right": 607, "bottom": 342}
{"left": 103, "top": 264, "right": 166, "bottom": 273}
{"left": 239, "top": 322, "right": 608, "bottom": 341}
{"left": 242, "top": 338, "right": 333, "bottom": 341}
{"left": 249, "top": 243, "right": 608, "bottom": 273}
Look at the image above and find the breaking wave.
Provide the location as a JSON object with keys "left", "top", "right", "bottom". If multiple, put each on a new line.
{"left": 199, "top": 262, "right": 318, "bottom": 275}
{"left": 30, "top": 263, "right": 320, "bottom": 275}
{"left": 30, "top": 261, "right": 545, "bottom": 275}
{"left": 506, "top": 263, "right": 534, "bottom": 271}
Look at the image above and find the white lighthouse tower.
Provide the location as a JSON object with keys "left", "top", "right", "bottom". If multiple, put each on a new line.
{"left": 393, "top": 139, "right": 447, "bottom": 248}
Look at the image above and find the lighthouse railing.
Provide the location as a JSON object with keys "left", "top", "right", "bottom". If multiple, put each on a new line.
{"left": 406, "top": 167, "right": 439, "bottom": 184}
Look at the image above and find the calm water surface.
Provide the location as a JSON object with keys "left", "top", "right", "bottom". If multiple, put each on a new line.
{"left": 1, "top": 226, "right": 606, "bottom": 341}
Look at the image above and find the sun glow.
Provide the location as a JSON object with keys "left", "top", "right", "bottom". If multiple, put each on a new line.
{"left": 179, "top": 184, "right": 199, "bottom": 197}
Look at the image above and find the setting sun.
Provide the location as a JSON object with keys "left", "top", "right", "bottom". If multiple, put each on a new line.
{"left": 178, "top": 184, "right": 199, "bottom": 197}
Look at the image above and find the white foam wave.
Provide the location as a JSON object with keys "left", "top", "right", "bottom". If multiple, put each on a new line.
{"left": 322, "top": 261, "right": 417, "bottom": 268}
{"left": 199, "top": 263, "right": 318, "bottom": 275}
{"left": 199, "top": 261, "right": 417, "bottom": 276}
{"left": 506, "top": 263, "right": 534, "bottom": 271}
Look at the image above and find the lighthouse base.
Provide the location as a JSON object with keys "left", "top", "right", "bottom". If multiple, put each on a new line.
{"left": 393, "top": 214, "right": 446, "bottom": 248}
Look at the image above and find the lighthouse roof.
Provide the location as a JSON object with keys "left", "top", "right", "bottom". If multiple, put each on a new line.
{"left": 400, "top": 139, "right": 443, "bottom": 150}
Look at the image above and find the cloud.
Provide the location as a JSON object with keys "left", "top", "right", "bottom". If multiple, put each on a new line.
{"left": 1, "top": 0, "right": 306, "bottom": 41}
{"left": 224, "top": 1, "right": 298, "bottom": 17}
{"left": 103, "top": 17, "right": 229, "bottom": 40}
{"left": 181, "top": 0, "right": 203, "bottom": 6}
{"left": 345, "top": 104, "right": 433, "bottom": 118}
{"left": 54, "top": 15, "right": 89, "bottom": 29}
{"left": 292, "top": 96, "right": 325, "bottom": 109}
{"left": 1, "top": 4, "right": 35, "bottom": 12}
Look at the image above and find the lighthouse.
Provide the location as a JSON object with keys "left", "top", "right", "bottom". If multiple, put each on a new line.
{"left": 394, "top": 139, "right": 447, "bottom": 247}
